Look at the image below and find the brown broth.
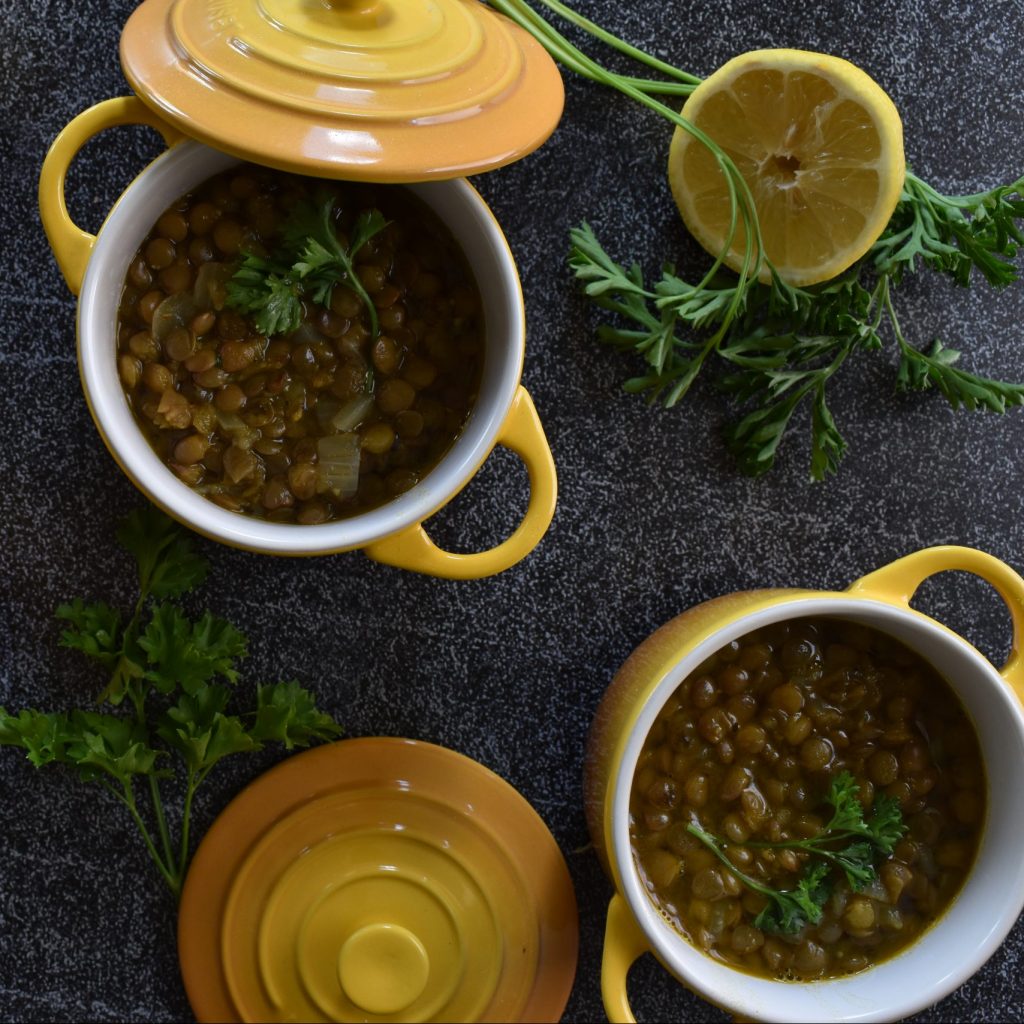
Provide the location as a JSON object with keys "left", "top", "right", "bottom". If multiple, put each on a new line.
{"left": 116, "top": 164, "right": 483, "bottom": 523}
{"left": 630, "top": 617, "right": 986, "bottom": 980}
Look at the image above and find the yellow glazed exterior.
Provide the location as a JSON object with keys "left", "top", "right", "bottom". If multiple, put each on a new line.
{"left": 39, "top": 97, "right": 557, "bottom": 577}
{"left": 38, "top": 97, "right": 185, "bottom": 294}
{"left": 364, "top": 386, "right": 556, "bottom": 578}
{"left": 584, "top": 546, "right": 1024, "bottom": 1023}
{"left": 119, "top": 0, "right": 565, "bottom": 182}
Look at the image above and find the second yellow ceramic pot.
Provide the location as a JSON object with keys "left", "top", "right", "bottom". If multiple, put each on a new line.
{"left": 584, "top": 546, "right": 1024, "bottom": 1022}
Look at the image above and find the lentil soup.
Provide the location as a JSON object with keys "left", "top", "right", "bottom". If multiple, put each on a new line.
{"left": 116, "top": 165, "right": 484, "bottom": 524}
{"left": 629, "top": 617, "right": 986, "bottom": 980}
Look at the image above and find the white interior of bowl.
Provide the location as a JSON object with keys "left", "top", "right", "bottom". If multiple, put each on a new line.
{"left": 78, "top": 141, "right": 524, "bottom": 553}
{"left": 611, "top": 597, "right": 1024, "bottom": 1023}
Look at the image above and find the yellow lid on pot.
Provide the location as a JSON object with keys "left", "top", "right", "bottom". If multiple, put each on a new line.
{"left": 119, "top": 0, "right": 564, "bottom": 181}
{"left": 178, "top": 738, "right": 579, "bottom": 1023}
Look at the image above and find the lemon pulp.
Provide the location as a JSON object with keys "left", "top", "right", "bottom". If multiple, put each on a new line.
{"left": 668, "top": 49, "right": 905, "bottom": 286}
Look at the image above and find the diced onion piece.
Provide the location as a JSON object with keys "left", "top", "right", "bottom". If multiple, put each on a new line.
{"left": 864, "top": 877, "right": 889, "bottom": 902}
{"left": 284, "top": 379, "right": 307, "bottom": 421}
{"left": 317, "top": 433, "right": 361, "bottom": 499}
{"left": 215, "top": 410, "right": 259, "bottom": 450}
{"left": 315, "top": 395, "right": 340, "bottom": 431}
{"left": 288, "top": 322, "right": 327, "bottom": 347}
{"left": 330, "top": 394, "right": 375, "bottom": 433}
{"left": 193, "top": 262, "right": 235, "bottom": 311}
{"left": 152, "top": 292, "right": 201, "bottom": 344}
{"left": 223, "top": 444, "right": 257, "bottom": 483}
{"left": 156, "top": 389, "right": 191, "bottom": 429}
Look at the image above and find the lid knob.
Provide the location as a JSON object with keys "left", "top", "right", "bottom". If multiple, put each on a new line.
{"left": 338, "top": 922, "right": 431, "bottom": 1014}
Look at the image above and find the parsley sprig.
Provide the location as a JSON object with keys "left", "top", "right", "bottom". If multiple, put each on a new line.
{"left": 570, "top": 155, "right": 1024, "bottom": 484}
{"left": 0, "top": 508, "right": 342, "bottom": 897}
{"left": 225, "top": 196, "right": 389, "bottom": 339}
{"left": 689, "top": 827, "right": 834, "bottom": 935}
{"left": 490, "top": 0, "right": 1024, "bottom": 479}
{"left": 687, "top": 771, "right": 906, "bottom": 935}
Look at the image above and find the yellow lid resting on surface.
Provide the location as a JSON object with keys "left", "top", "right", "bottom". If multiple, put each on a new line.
{"left": 119, "top": 0, "right": 565, "bottom": 181}
{"left": 177, "top": 738, "right": 579, "bottom": 1023}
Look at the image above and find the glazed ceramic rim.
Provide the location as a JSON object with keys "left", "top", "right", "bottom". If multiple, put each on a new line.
{"left": 77, "top": 141, "right": 524, "bottom": 554}
{"left": 610, "top": 597, "right": 1024, "bottom": 1023}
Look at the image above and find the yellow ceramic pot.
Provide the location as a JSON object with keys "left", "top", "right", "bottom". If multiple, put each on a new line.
{"left": 37, "top": 0, "right": 566, "bottom": 578}
{"left": 584, "top": 546, "right": 1024, "bottom": 1022}
{"left": 39, "top": 99, "right": 556, "bottom": 577}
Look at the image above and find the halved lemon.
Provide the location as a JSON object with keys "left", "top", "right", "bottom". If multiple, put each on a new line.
{"left": 668, "top": 49, "right": 905, "bottom": 286}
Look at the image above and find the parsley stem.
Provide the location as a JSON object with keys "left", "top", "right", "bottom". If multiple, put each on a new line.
{"left": 147, "top": 774, "right": 175, "bottom": 876}
{"left": 618, "top": 77, "right": 696, "bottom": 97}
{"left": 665, "top": 331, "right": 719, "bottom": 405}
{"left": 177, "top": 763, "right": 217, "bottom": 883}
{"left": 743, "top": 830, "right": 868, "bottom": 850}
{"left": 178, "top": 768, "right": 198, "bottom": 882}
{"left": 738, "top": 836, "right": 868, "bottom": 876}
{"left": 880, "top": 276, "right": 909, "bottom": 352}
{"left": 686, "top": 822, "right": 780, "bottom": 901}
{"left": 106, "top": 779, "right": 179, "bottom": 895}
{"left": 515, "top": 0, "right": 702, "bottom": 85}
{"left": 488, "top": 0, "right": 767, "bottom": 339}
{"left": 316, "top": 205, "right": 381, "bottom": 339}
{"left": 124, "top": 677, "right": 176, "bottom": 876}
{"left": 906, "top": 169, "right": 1024, "bottom": 210}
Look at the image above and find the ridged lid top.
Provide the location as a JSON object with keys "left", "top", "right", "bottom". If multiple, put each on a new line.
{"left": 120, "top": 0, "right": 565, "bottom": 181}
{"left": 178, "top": 738, "right": 579, "bottom": 1022}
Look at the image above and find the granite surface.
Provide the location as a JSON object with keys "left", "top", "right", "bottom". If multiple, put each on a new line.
{"left": 2, "top": 1, "right": 1024, "bottom": 1021}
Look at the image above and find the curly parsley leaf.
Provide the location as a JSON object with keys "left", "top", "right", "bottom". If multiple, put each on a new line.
{"left": 225, "top": 254, "right": 304, "bottom": 337}
{"left": 876, "top": 173, "right": 1024, "bottom": 287}
{"left": 138, "top": 604, "right": 248, "bottom": 695}
{"left": 61, "top": 711, "right": 167, "bottom": 785}
{"left": 804, "top": 771, "right": 906, "bottom": 854}
{"left": 227, "top": 196, "right": 388, "bottom": 339}
{"left": 293, "top": 236, "right": 345, "bottom": 307}
{"left": 56, "top": 599, "right": 122, "bottom": 667}
{"left": 896, "top": 338, "right": 1024, "bottom": 412}
{"left": 826, "top": 840, "right": 877, "bottom": 891}
{"left": 292, "top": 200, "right": 388, "bottom": 336}
{"left": 250, "top": 680, "right": 345, "bottom": 749}
{"left": 157, "top": 684, "right": 258, "bottom": 773}
{"left": 1, "top": 708, "right": 166, "bottom": 785}
{"left": 117, "top": 505, "right": 207, "bottom": 601}
{"left": 865, "top": 794, "right": 907, "bottom": 855}
{"left": 752, "top": 861, "right": 831, "bottom": 935}
{"left": 350, "top": 208, "right": 389, "bottom": 255}
{"left": 809, "top": 383, "right": 848, "bottom": 481}
{"left": 821, "top": 770, "right": 872, "bottom": 835}
{"left": 688, "top": 821, "right": 831, "bottom": 935}
{"left": 0, "top": 707, "right": 74, "bottom": 768}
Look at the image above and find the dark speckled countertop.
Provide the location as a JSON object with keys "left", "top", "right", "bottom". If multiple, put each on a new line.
{"left": 2, "top": 1, "right": 1024, "bottom": 1021}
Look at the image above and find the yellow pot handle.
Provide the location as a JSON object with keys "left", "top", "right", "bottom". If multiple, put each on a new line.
{"left": 848, "top": 545, "right": 1024, "bottom": 703}
{"left": 365, "top": 386, "right": 556, "bottom": 579}
{"left": 39, "top": 96, "right": 185, "bottom": 295}
{"left": 601, "top": 893, "right": 649, "bottom": 1024}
